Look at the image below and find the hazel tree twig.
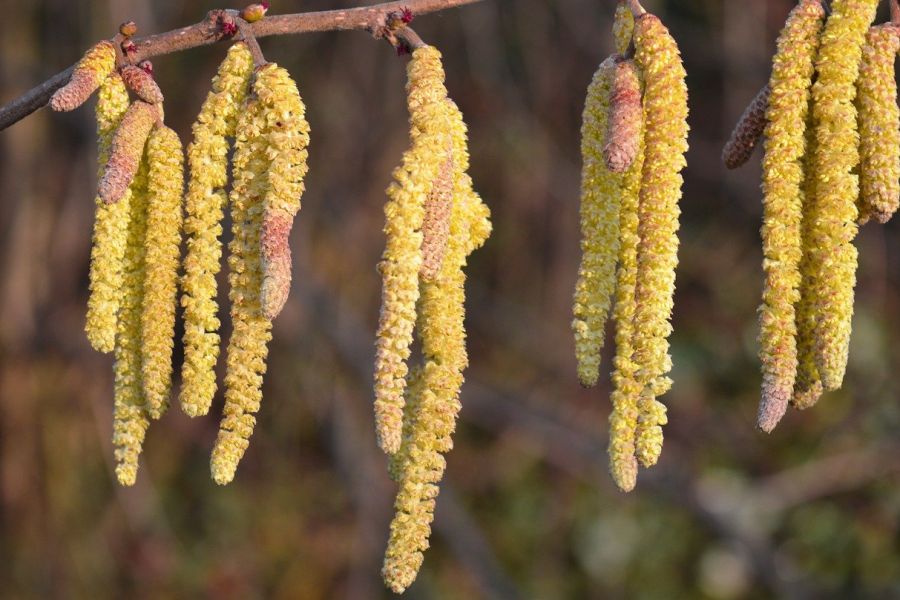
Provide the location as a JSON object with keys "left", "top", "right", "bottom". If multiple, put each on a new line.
{"left": 0, "top": 0, "right": 484, "bottom": 131}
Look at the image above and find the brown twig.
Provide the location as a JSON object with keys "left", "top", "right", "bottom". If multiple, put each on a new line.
{"left": 234, "top": 15, "right": 267, "bottom": 67}
{"left": 0, "top": 0, "right": 483, "bottom": 132}
{"left": 625, "top": 0, "right": 646, "bottom": 17}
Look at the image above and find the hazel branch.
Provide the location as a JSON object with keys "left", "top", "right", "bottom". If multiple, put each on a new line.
{"left": 0, "top": 0, "right": 484, "bottom": 132}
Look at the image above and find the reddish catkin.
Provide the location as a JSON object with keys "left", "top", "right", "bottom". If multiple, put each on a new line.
{"left": 604, "top": 57, "right": 642, "bottom": 173}
{"left": 49, "top": 40, "right": 116, "bottom": 112}
{"left": 722, "top": 85, "right": 770, "bottom": 169}
{"left": 120, "top": 65, "right": 164, "bottom": 105}
{"left": 419, "top": 151, "right": 454, "bottom": 280}
{"left": 99, "top": 101, "right": 158, "bottom": 205}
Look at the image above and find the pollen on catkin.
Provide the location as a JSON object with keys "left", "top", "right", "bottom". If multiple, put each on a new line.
{"left": 857, "top": 24, "right": 900, "bottom": 225}
{"left": 180, "top": 43, "right": 254, "bottom": 418}
{"left": 86, "top": 73, "right": 132, "bottom": 353}
{"left": 604, "top": 57, "right": 642, "bottom": 173}
{"left": 50, "top": 40, "right": 116, "bottom": 112}
{"left": 723, "top": 85, "right": 770, "bottom": 170}
{"left": 382, "top": 95, "right": 491, "bottom": 595}
{"left": 572, "top": 56, "right": 620, "bottom": 388}
{"left": 808, "top": 0, "right": 879, "bottom": 392}
{"left": 120, "top": 64, "right": 165, "bottom": 105}
{"left": 99, "top": 101, "right": 159, "bottom": 205}
{"left": 374, "top": 46, "right": 449, "bottom": 455}
{"left": 210, "top": 88, "right": 268, "bottom": 485}
{"left": 631, "top": 13, "right": 689, "bottom": 468}
{"left": 140, "top": 125, "right": 184, "bottom": 419}
{"left": 757, "top": 0, "right": 825, "bottom": 433}
{"left": 608, "top": 91, "right": 645, "bottom": 493}
{"left": 257, "top": 65, "right": 310, "bottom": 320}
{"left": 113, "top": 157, "right": 151, "bottom": 486}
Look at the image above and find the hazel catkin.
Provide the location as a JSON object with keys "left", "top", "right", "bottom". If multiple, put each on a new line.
{"left": 604, "top": 57, "right": 642, "bottom": 173}
{"left": 722, "top": 85, "right": 769, "bottom": 170}
{"left": 856, "top": 24, "right": 900, "bottom": 225}
{"left": 50, "top": 40, "right": 116, "bottom": 112}
{"left": 120, "top": 64, "right": 165, "bottom": 105}
{"left": 140, "top": 125, "right": 184, "bottom": 419}
{"left": 757, "top": 0, "right": 825, "bottom": 432}
{"left": 99, "top": 101, "right": 159, "bottom": 205}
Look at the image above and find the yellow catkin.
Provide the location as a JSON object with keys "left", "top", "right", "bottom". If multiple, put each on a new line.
{"left": 632, "top": 14, "right": 689, "bottom": 468}
{"left": 113, "top": 157, "right": 151, "bottom": 486}
{"left": 722, "top": 85, "right": 770, "bottom": 170}
{"left": 140, "top": 125, "right": 184, "bottom": 419}
{"left": 604, "top": 58, "right": 643, "bottom": 173}
{"left": 49, "top": 40, "right": 116, "bottom": 112}
{"left": 808, "top": 0, "right": 878, "bottom": 391}
{"left": 608, "top": 92, "right": 645, "bottom": 493}
{"left": 180, "top": 43, "right": 254, "bottom": 418}
{"left": 793, "top": 118, "right": 825, "bottom": 410}
{"left": 258, "top": 65, "right": 311, "bottom": 320}
{"left": 857, "top": 25, "right": 900, "bottom": 224}
{"left": 374, "top": 46, "right": 449, "bottom": 455}
{"left": 757, "top": 0, "right": 825, "bottom": 433}
{"left": 572, "top": 56, "right": 620, "bottom": 388}
{"left": 86, "top": 73, "right": 132, "bottom": 353}
{"left": 383, "top": 96, "right": 491, "bottom": 595}
{"left": 613, "top": 1, "right": 635, "bottom": 55}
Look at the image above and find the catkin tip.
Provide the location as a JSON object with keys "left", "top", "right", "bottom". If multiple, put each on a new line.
{"left": 723, "top": 85, "right": 769, "bottom": 169}
{"left": 757, "top": 383, "right": 790, "bottom": 433}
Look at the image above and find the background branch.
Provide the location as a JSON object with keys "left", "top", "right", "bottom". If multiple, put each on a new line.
{"left": 0, "top": 0, "right": 484, "bottom": 132}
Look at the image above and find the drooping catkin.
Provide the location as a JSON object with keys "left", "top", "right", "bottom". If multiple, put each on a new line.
{"left": 857, "top": 25, "right": 900, "bottom": 225}
{"left": 604, "top": 58, "right": 642, "bottom": 173}
{"left": 99, "top": 101, "right": 159, "bottom": 205}
{"left": 86, "top": 73, "right": 132, "bottom": 353}
{"left": 50, "top": 40, "right": 116, "bottom": 112}
{"left": 419, "top": 153, "right": 454, "bottom": 281}
{"left": 140, "top": 125, "right": 184, "bottom": 419}
{"left": 374, "top": 46, "right": 449, "bottom": 455}
{"left": 632, "top": 13, "right": 689, "bottom": 468}
{"left": 180, "top": 43, "right": 254, "bottom": 418}
{"left": 808, "top": 0, "right": 879, "bottom": 391}
{"left": 608, "top": 92, "right": 645, "bottom": 493}
{"left": 572, "top": 56, "right": 620, "bottom": 388}
{"left": 382, "top": 96, "right": 491, "bottom": 595}
{"left": 258, "top": 65, "right": 311, "bottom": 320}
{"left": 120, "top": 64, "right": 165, "bottom": 105}
{"left": 757, "top": 0, "right": 825, "bottom": 433}
{"left": 793, "top": 118, "right": 825, "bottom": 410}
{"left": 209, "top": 74, "right": 271, "bottom": 486}
{"left": 722, "top": 85, "right": 769, "bottom": 170}
{"left": 613, "top": 1, "right": 635, "bottom": 55}
{"left": 113, "top": 157, "right": 151, "bottom": 486}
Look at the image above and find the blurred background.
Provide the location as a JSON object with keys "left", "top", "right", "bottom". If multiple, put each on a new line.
{"left": 2, "top": 0, "right": 900, "bottom": 597}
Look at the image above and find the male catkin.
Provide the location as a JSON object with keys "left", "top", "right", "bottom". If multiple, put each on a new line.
{"left": 757, "top": 0, "right": 825, "bottom": 432}
{"left": 808, "top": 0, "right": 879, "bottom": 391}
{"left": 50, "top": 41, "right": 116, "bottom": 112}
{"left": 631, "top": 13, "right": 689, "bottom": 467}
{"left": 180, "top": 43, "right": 254, "bottom": 418}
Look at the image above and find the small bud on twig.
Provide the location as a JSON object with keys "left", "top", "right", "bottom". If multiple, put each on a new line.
{"left": 240, "top": 3, "right": 269, "bottom": 23}
{"left": 119, "top": 21, "right": 138, "bottom": 37}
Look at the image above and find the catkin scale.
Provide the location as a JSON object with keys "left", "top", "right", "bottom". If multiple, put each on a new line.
{"left": 572, "top": 56, "right": 621, "bottom": 388}
{"left": 631, "top": 13, "right": 688, "bottom": 467}
{"left": 180, "top": 43, "right": 254, "bottom": 418}
{"left": 723, "top": 85, "right": 770, "bottom": 170}
{"left": 808, "top": 0, "right": 879, "bottom": 391}
{"left": 140, "top": 125, "right": 184, "bottom": 419}
{"left": 757, "top": 0, "right": 825, "bottom": 432}
{"left": 857, "top": 25, "right": 900, "bottom": 225}
{"left": 374, "top": 47, "right": 449, "bottom": 455}
{"left": 604, "top": 58, "right": 642, "bottom": 173}
{"left": 86, "top": 74, "right": 132, "bottom": 353}
{"left": 50, "top": 41, "right": 116, "bottom": 112}
{"left": 99, "top": 101, "right": 159, "bottom": 205}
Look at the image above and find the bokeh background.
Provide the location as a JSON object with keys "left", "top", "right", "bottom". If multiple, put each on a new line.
{"left": 2, "top": 0, "right": 900, "bottom": 597}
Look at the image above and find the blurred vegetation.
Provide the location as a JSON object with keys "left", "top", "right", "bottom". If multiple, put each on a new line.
{"left": 2, "top": 0, "right": 900, "bottom": 597}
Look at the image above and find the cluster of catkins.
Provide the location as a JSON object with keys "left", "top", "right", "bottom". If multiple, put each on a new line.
{"left": 373, "top": 46, "right": 491, "bottom": 594}
{"left": 723, "top": 0, "right": 898, "bottom": 432}
{"left": 50, "top": 30, "right": 310, "bottom": 486}
{"left": 572, "top": 2, "right": 689, "bottom": 492}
